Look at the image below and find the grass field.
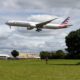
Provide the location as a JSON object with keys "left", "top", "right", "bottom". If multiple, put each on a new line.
{"left": 0, "top": 59, "right": 80, "bottom": 80}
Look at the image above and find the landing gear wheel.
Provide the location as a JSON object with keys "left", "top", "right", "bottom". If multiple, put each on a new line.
{"left": 36, "top": 28, "right": 42, "bottom": 32}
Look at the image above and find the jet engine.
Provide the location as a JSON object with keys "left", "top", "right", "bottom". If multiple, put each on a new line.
{"left": 27, "top": 23, "right": 34, "bottom": 30}
{"left": 27, "top": 26, "right": 34, "bottom": 30}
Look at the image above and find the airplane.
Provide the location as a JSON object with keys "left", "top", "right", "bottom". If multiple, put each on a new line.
{"left": 5, "top": 17, "right": 72, "bottom": 32}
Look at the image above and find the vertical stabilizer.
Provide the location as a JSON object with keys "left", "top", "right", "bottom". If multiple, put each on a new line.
{"left": 61, "top": 17, "right": 70, "bottom": 24}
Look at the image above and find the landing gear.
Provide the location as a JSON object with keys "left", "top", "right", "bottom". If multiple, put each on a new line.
{"left": 36, "top": 25, "right": 43, "bottom": 32}
{"left": 36, "top": 28, "right": 42, "bottom": 32}
{"left": 9, "top": 26, "right": 11, "bottom": 29}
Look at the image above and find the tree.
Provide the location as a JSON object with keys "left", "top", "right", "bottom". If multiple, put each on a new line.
{"left": 55, "top": 50, "right": 65, "bottom": 59}
{"left": 11, "top": 50, "right": 19, "bottom": 58}
{"left": 40, "top": 50, "right": 65, "bottom": 59}
{"left": 65, "top": 29, "right": 80, "bottom": 59}
{"left": 40, "top": 51, "right": 49, "bottom": 64}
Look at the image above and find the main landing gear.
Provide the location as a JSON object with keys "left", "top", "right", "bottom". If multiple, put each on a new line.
{"left": 36, "top": 28, "right": 42, "bottom": 32}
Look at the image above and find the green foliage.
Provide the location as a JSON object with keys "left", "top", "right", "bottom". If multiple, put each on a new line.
{"left": 11, "top": 50, "right": 19, "bottom": 58}
{"left": 55, "top": 50, "right": 65, "bottom": 59}
{"left": 40, "top": 51, "right": 49, "bottom": 64}
{"left": 40, "top": 51, "right": 48, "bottom": 59}
{"left": 40, "top": 50, "right": 65, "bottom": 59}
{"left": 65, "top": 29, "right": 80, "bottom": 59}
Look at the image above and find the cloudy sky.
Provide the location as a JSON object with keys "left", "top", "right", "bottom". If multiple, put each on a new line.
{"left": 0, "top": 0, "right": 80, "bottom": 54}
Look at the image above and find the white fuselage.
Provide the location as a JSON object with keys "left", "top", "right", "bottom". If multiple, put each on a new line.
{"left": 6, "top": 20, "right": 70, "bottom": 30}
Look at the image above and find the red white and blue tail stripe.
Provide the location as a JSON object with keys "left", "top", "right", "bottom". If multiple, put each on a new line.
{"left": 61, "top": 17, "right": 70, "bottom": 24}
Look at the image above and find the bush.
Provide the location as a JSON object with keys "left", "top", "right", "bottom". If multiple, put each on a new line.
{"left": 40, "top": 50, "right": 65, "bottom": 59}
{"left": 11, "top": 50, "right": 19, "bottom": 58}
{"left": 55, "top": 50, "right": 65, "bottom": 59}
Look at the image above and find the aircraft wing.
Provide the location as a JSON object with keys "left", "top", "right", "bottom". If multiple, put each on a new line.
{"left": 36, "top": 18, "right": 57, "bottom": 28}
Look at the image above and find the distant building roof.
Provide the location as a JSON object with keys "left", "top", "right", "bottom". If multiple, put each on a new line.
{"left": 18, "top": 53, "right": 40, "bottom": 59}
{"left": 0, "top": 54, "right": 10, "bottom": 57}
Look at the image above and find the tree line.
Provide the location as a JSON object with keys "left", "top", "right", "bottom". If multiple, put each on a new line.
{"left": 40, "top": 29, "right": 80, "bottom": 59}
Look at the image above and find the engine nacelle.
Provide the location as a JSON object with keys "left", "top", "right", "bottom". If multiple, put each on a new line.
{"left": 26, "top": 23, "right": 34, "bottom": 30}
{"left": 27, "top": 26, "right": 34, "bottom": 30}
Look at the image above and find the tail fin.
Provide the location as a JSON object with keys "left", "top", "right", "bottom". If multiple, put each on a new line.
{"left": 61, "top": 17, "right": 70, "bottom": 24}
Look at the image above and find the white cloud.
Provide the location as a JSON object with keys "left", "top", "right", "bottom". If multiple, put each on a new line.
{"left": 27, "top": 15, "right": 58, "bottom": 21}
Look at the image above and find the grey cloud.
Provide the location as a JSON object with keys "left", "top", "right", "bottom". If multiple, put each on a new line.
{"left": 44, "top": 0, "right": 77, "bottom": 8}
{"left": 0, "top": 0, "right": 80, "bottom": 10}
